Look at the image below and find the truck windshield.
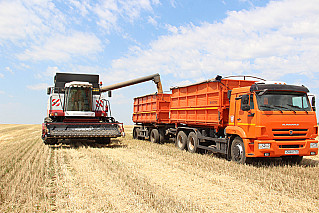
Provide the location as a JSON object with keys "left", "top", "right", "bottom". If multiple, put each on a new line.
{"left": 66, "top": 87, "right": 92, "bottom": 111}
{"left": 256, "top": 91, "right": 311, "bottom": 112}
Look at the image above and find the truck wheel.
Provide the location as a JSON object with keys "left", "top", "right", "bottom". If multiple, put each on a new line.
{"left": 282, "top": 156, "right": 303, "bottom": 164}
{"left": 158, "top": 128, "right": 165, "bottom": 143}
{"left": 176, "top": 131, "right": 187, "bottom": 150}
{"left": 133, "top": 127, "right": 139, "bottom": 139}
{"left": 187, "top": 132, "right": 198, "bottom": 153}
{"left": 150, "top": 129, "right": 160, "bottom": 143}
{"left": 231, "top": 137, "right": 249, "bottom": 164}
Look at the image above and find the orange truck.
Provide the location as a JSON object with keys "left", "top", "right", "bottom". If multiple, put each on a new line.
{"left": 133, "top": 75, "right": 318, "bottom": 163}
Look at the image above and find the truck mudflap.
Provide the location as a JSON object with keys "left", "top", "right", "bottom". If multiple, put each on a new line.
{"left": 42, "top": 122, "right": 124, "bottom": 139}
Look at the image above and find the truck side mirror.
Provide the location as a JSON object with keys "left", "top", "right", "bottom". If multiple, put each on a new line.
{"left": 241, "top": 94, "right": 250, "bottom": 111}
{"left": 312, "top": 96, "right": 316, "bottom": 111}
{"left": 108, "top": 90, "right": 112, "bottom": 97}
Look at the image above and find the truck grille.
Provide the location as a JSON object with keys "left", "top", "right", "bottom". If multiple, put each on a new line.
{"left": 272, "top": 129, "right": 308, "bottom": 138}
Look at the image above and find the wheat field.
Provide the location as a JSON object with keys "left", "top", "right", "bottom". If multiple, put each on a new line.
{"left": 0, "top": 124, "right": 319, "bottom": 212}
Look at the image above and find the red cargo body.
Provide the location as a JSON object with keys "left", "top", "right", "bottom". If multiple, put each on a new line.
{"left": 133, "top": 93, "right": 171, "bottom": 124}
{"left": 170, "top": 79, "right": 255, "bottom": 129}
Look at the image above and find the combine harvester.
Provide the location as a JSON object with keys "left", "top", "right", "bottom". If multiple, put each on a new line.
{"left": 42, "top": 72, "right": 162, "bottom": 145}
{"left": 132, "top": 75, "right": 318, "bottom": 164}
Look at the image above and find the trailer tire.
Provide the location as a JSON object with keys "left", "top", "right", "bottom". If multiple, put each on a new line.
{"left": 133, "top": 127, "right": 139, "bottom": 139}
{"left": 231, "top": 137, "right": 250, "bottom": 164}
{"left": 150, "top": 129, "right": 160, "bottom": 143}
{"left": 187, "top": 132, "right": 198, "bottom": 153}
{"left": 176, "top": 131, "right": 187, "bottom": 150}
{"left": 281, "top": 156, "right": 303, "bottom": 164}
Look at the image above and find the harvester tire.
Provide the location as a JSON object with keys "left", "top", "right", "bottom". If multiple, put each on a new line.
{"left": 96, "top": 138, "right": 111, "bottom": 144}
{"left": 231, "top": 137, "right": 251, "bottom": 164}
{"left": 187, "top": 132, "right": 198, "bottom": 153}
{"left": 282, "top": 156, "right": 303, "bottom": 164}
{"left": 176, "top": 131, "right": 187, "bottom": 150}
{"left": 43, "top": 138, "right": 57, "bottom": 145}
{"left": 150, "top": 129, "right": 160, "bottom": 143}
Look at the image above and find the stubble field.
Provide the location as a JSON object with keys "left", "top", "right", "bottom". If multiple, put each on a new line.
{"left": 0, "top": 124, "right": 319, "bottom": 212}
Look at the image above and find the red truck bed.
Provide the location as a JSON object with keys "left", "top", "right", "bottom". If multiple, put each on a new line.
{"left": 133, "top": 93, "right": 171, "bottom": 124}
{"left": 133, "top": 79, "right": 255, "bottom": 129}
{"left": 170, "top": 79, "right": 255, "bottom": 129}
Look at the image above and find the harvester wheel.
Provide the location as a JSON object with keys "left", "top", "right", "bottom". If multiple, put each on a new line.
{"left": 176, "top": 131, "right": 187, "bottom": 150}
{"left": 281, "top": 156, "right": 303, "bottom": 164}
{"left": 150, "top": 129, "right": 160, "bottom": 143}
{"left": 231, "top": 137, "right": 250, "bottom": 164}
{"left": 187, "top": 132, "right": 198, "bottom": 153}
{"left": 96, "top": 138, "right": 111, "bottom": 144}
{"left": 43, "top": 138, "right": 57, "bottom": 145}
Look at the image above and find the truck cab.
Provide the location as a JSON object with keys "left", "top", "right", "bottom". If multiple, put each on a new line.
{"left": 226, "top": 83, "right": 318, "bottom": 163}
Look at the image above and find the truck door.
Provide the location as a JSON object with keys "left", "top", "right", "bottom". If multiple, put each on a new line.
{"left": 235, "top": 94, "right": 256, "bottom": 138}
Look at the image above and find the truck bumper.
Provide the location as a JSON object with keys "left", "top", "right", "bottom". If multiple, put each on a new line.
{"left": 245, "top": 139, "right": 318, "bottom": 157}
{"left": 42, "top": 122, "right": 124, "bottom": 139}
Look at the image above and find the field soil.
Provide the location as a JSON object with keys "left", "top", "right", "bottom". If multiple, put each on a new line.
{"left": 1, "top": 124, "right": 319, "bottom": 212}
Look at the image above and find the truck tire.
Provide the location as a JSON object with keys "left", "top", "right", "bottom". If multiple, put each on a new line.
{"left": 187, "top": 132, "right": 198, "bottom": 153}
{"left": 176, "top": 131, "right": 187, "bottom": 150}
{"left": 281, "top": 156, "right": 303, "bottom": 164}
{"left": 150, "top": 129, "right": 160, "bottom": 143}
{"left": 133, "top": 127, "right": 139, "bottom": 139}
{"left": 158, "top": 128, "right": 165, "bottom": 143}
{"left": 231, "top": 137, "right": 250, "bottom": 164}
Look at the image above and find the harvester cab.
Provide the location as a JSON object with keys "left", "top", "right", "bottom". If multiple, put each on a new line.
{"left": 42, "top": 72, "right": 162, "bottom": 145}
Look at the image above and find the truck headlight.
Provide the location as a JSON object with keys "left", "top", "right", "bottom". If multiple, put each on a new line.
{"left": 258, "top": 143, "right": 271, "bottom": 149}
{"left": 310, "top": 143, "right": 318, "bottom": 148}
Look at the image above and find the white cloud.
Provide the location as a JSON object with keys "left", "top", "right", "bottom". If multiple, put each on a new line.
{"left": 5, "top": 67, "right": 13, "bottom": 74}
{"left": 148, "top": 16, "right": 158, "bottom": 26}
{"left": 0, "top": 90, "right": 4, "bottom": 94}
{"left": 18, "top": 32, "right": 102, "bottom": 62}
{"left": 0, "top": 73, "right": 4, "bottom": 78}
{"left": 27, "top": 83, "right": 49, "bottom": 90}
{"left": 0, "top": 0, "right": 65, "bottom": 44}
{"left": 93, "top": 0, "right": 157, "bottom": 32}
{"left": 107, "top": 0, "right": 319, "bottom": 82}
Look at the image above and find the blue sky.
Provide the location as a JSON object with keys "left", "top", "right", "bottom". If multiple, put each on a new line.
{"left": 1, "top": 0, "right": 319, "bottom": 124}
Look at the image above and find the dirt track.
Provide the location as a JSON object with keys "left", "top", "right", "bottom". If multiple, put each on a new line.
{"left": 1, "top": 124, "right": 319, "bottom": 212}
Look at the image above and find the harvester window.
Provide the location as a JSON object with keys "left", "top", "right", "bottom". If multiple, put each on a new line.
{"left": 66, "top": 87, "right": 92, "bottom": 111}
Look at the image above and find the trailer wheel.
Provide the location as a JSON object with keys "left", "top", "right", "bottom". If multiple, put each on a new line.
{"left": 231, "top": 137, "right": 249, "bottom": 164}
{"left": 133, "top": 127, "right": 139, "bottom": 139}
{"left": 158, "top": 128, "right": 165, "bottom": 143}
{"left": 187, "top": 132, "right": 198, "bottom": 153}
{"left": 176, "top": 131, "right": 187, "bottom": 150}
{"left": 282, "top": 156, "right": 303, "bottom": 164}
{"left": 150, "top": 129, "right": 160, "bottom": 143}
